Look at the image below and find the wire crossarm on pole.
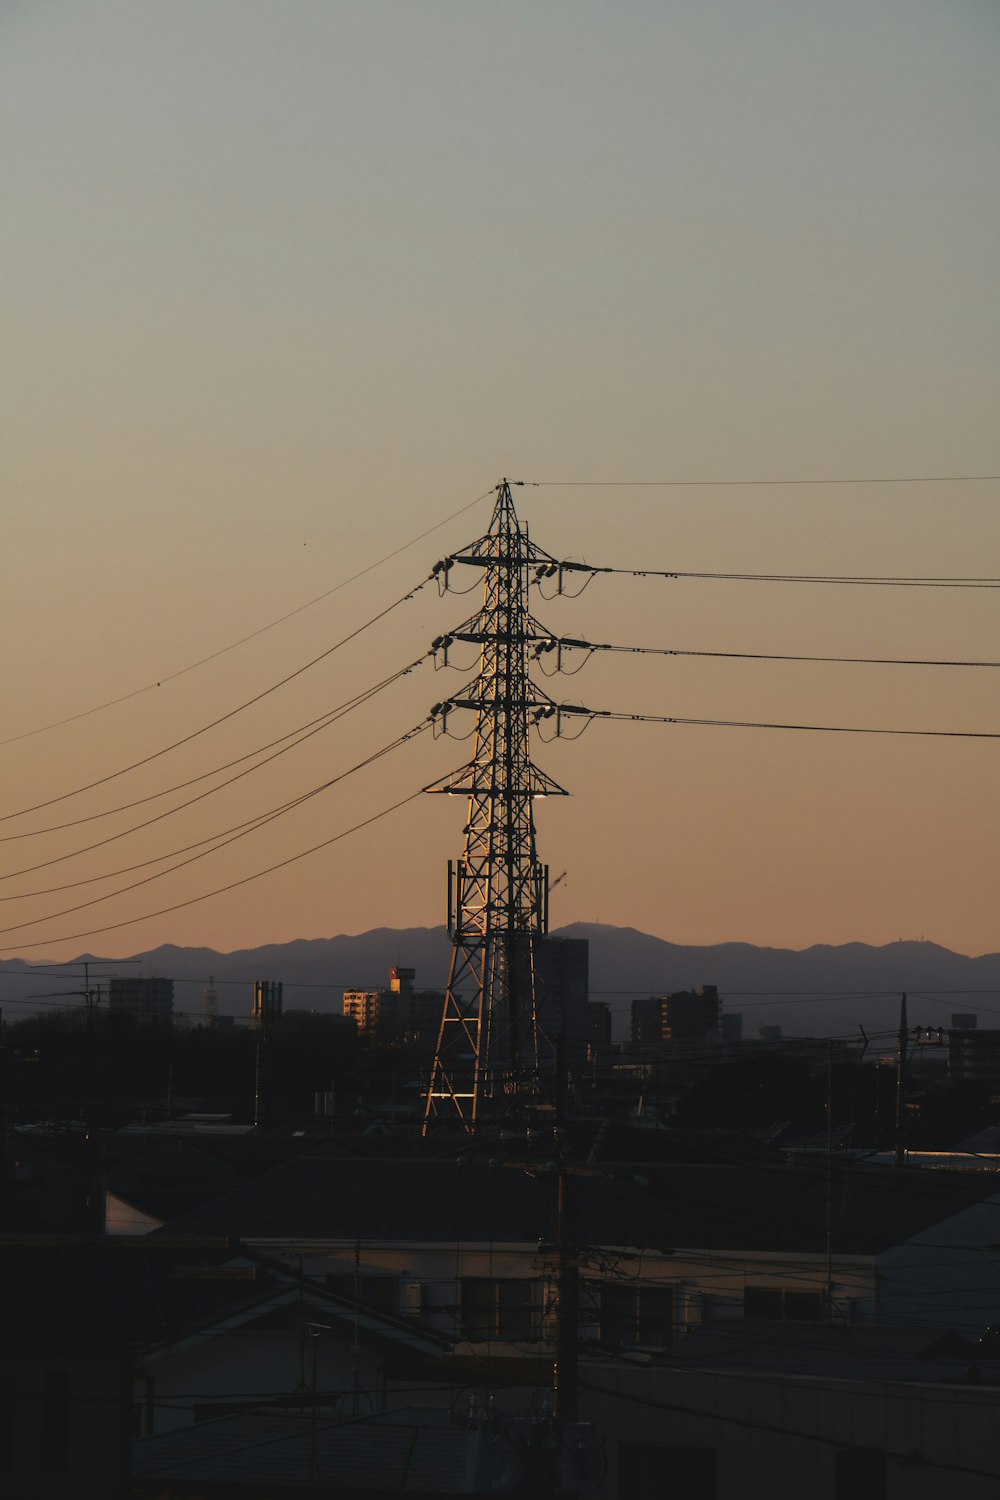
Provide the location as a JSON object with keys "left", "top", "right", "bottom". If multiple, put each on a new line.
{"left": 422, "top": 482, "right": 568, "bottom": 1134}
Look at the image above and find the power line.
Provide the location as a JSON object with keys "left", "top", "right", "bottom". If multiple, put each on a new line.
{"left": 0, "top": 487, "right": 495, "bottom": 749}
{"left": 526, "top": 474, "right": 1000, "bottom": 487}
{"left": 0, "top": 780, "right": 427, "bottom": 955}
{"left": 0, "top": 667, "right": 427, "bottom": 886}
{"left": 535, "top": 638, "right": 1000, "bottom": 671}
{"left": 0, "top": 654, "right": 428, "bottom": 851}
{"left": 533, "top": 704, "right": 1000, "bottom": 741}
{"left": 0, "top": 575, "right": 431, "bottom": 826}
{"left": 531, "top": 561, "right": 1000, "bottom": 590}
{"left": 0, "top": 721, "right": 432, "bottom": 940}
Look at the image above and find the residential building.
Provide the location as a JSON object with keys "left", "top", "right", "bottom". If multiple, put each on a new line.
{"left": 343, "top": 967, "right": 444, "bottom": 1040}
{"left": 948, "top": 1029, "right": 1000, "bottom": 1086}
{"left": 154, "top": 1133, "right": 1000, "bottom": 1344}
{"left": 630, "top": 986, "right": 721, "bottom": 1046}
{"left": 662, "top": 985, "right": 721, "bottom": 1040}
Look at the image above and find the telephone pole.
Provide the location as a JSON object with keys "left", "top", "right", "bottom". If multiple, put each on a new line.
{"left": 894, "top": 992, "right": 908, "bottom": 1167}
{"left": 423, "top": 481, "right": 567, "bottom": 1132}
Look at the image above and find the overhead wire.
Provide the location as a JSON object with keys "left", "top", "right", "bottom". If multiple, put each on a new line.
{"left": 0, "top": 654, "right": 429, "bottom": 848}
{"left": 0, "top": 572, "right": 433, "bottom": 825}
{"left": 524, "top": 473, "right": 1000, "bottom": 487}
{"left": 0, "top": 777, "right": 428, "bottom": 954}
{"left": 536, "top": 637, "right": 1000, "bottom": 671}
{"left": 0, "top": 486, "right": 495, "bottom": 749}
{"left": 534, "top": 704, "right": 1000, "bottom": 741}
{"left": 6, "top": 474, "right": 997, "bottom": 966}
{"left": 0, "top": 656, "right": 442, "bottom": 887}
{"left": 531, "top": 561, "right": 1000, "bottom": 590}
{"left": 0, "top": 718, "right": 432, "bottom": 939}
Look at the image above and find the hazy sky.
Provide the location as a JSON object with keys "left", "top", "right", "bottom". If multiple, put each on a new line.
{"left": 2, "top": 1, "right": 999, "bottom": 962}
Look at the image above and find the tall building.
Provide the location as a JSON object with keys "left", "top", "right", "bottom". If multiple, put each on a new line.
{"left": 721, "top": 1012, "right": 743, "bottom": 1041}
{"left": 949, "top": 1029, "right": 1000, "bottom": 1086}
{"left": 630, "top": 986, "right": 721, "bottom": 1046}
{"left": 343, "top": 968, "right": 443, "bottom": 1040}
{"left": 631, "top": 996, "right": 662, "bottom": 1046}
{"left": 342, "top": 987, "right": 388, "bottom": 1036}
{"left": 107, "top": 976, "right": 174, "bottom": 1026}
{"left": 661, "top": 986, "right": 721, "bottom": 1041}
{"left": 535, "top": 936, "right": 590, "bottom": 1071}
{"left": 251, "top": 981, "right": 283, "bottom": 1025}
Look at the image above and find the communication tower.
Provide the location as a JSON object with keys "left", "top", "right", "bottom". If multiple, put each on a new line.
{"left": 203, "top": 975, "right": 219, "bottom": 1028}
{"left": 423, "top": 481, "right": 567, "bottom": 1132}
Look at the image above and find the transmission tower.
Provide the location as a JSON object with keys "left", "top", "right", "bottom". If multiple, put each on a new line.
{"left": 423, "top": 480, "right": 567, "bottom": 1133}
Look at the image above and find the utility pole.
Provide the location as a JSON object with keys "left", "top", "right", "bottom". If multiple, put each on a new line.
{"left": 825, "top": 1040, "right": 834, "bottom": 1320}
{"left": 894, "top": 992, "right": 908, "bottom": 1167}
{"left": 252, "top": 981, "right": 283, "bottom": 1129}
{"left": 553, "top": 1161, "right": 579, "bottom": 1423}
{"left": 82, "top": 961, "right": 98, "bottom": 1039}
{"left": 423, "top": 481, "right": 567, "bottom": 1132}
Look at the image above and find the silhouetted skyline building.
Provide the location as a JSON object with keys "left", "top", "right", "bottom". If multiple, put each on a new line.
{"left": 536, "top": 936, "right": 590, "bottom": 1070}
{"left": 343, "top": 967, "right": 442, "bottom": 1039}
{"left": 630, "top": 986, "right": 721, "bottom": 1045}
{"left": 107, "top": 975, "right": 173, "bottom": 1027}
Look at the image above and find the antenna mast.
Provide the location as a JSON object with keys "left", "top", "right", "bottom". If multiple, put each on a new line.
{"left": 423, "top": 481, "right": 567, "bottom": 1132}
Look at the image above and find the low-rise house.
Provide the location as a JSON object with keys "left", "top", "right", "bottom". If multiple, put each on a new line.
{"left": 155, "top": 1135, "right": 1000, "bottom": 1346}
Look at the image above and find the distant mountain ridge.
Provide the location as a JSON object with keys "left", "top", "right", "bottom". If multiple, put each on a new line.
{"left": 3, "top": 924, "right": 999, "bottom": 1039}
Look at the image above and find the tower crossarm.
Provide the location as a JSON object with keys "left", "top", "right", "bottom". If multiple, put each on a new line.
{"left": 423, "top": 480, "right": 568, "bottom": 1134}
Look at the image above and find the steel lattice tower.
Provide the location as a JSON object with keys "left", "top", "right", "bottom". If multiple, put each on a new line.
{"left": 423, "top": 481, "right": 567, "bottom": 1132}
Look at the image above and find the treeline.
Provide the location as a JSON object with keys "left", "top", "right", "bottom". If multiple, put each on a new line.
{"left": 0, "top": 1009, "right": 419, "bottom": 1124}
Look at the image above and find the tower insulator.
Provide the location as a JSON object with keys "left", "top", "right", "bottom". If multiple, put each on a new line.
{"left": 423, "top": 481, "right": 568, "bottom": 1133}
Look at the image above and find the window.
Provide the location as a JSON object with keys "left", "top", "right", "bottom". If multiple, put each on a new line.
{"left": 744, "top": 1287, "right": 824, "bottom": 1321}
{"left": 619, "top": 1443, "right": 715, "bottom": 1500}
{"left": 40, "top": 1371, "right": 70, "bottom": 1473}
{"left": 599, "top": 1284, "right": 674, "bottom": 1347}
{"left": 460, "top": 1278, "right": 538, "bottom": 1341}
{"left": 835, "top": 1448, "right": 886, "bottom": 1500}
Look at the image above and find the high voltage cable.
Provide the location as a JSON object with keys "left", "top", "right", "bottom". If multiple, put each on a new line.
{"left": 0, "top": 721, "right": 431, "bottom": 939}
{"left": 0, "top": 660, "right": 429, "bottom": 881}
{"left": 0, "top": 703, "right": 434, "bottom": 904}
{"left": 534, "top": 704, "right": 1000, "bottom": 740}
{"left": 535, "top": 637, "right": 1000, "bottom": 671}
{"left": 0, "top": 487, "right": 495, "bottom": 750}
{"left": 0, "top": 654, "right": 428, "bottom": 848}
{"left": 0, "top": 575, "right": 431, "bottom": 825}
{"left": 523, "top": 474, "right": 1000, "bottom": 487}
{"left": 0, "top": 782, "right": 427, "bottom": 955}
{"left": 530, "top": 561, "right": 1000, "bottom": 589}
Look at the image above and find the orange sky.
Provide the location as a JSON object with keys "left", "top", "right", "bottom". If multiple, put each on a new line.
{"left": 2, "top": 2, "right": 998, "bottom": 960}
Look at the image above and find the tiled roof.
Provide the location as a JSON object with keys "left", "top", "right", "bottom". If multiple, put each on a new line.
{"left": 156, "top": 1148, "right": 1000, "bottom": 1255}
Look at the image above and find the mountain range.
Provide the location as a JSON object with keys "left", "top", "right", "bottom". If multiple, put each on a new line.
{"left": 3, "top": 924, "right": 999, "bottom": 1040}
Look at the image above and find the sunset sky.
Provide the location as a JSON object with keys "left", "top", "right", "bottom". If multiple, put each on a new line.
{"left": 2, "top": 1, "right": 999, "bottom": 961}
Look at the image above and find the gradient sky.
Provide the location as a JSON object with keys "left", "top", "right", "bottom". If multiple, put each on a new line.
{"left": 2, "top": 1, "right": 999, "bottom": 961}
